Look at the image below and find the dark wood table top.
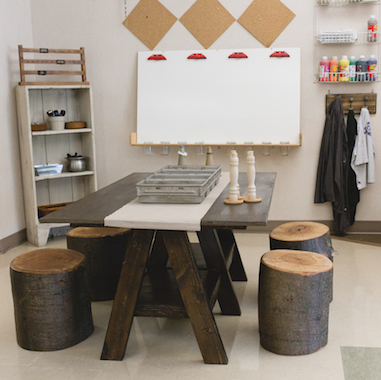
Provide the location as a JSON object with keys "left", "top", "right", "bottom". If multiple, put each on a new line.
{"left": 40, "top": 172, "right": 276, "bottom": 229}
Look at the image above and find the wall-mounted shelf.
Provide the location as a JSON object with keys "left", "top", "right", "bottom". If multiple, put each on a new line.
{"left": 314, "top": 0, "right": 380, "bottom": 83}
{"left": 317, "top": 31, "right": 379, "bottom": 44}
{"left": 316, "top": 76, "right": 379, "bottom": 82}
{"left": 317, "top": 0, "right": 380, "bottom": 6}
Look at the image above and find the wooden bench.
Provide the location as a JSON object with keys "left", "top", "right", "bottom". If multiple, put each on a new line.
{"left": 258, "top": 250, "right": 333, "bottom": 355}
{"left": 10, "top": 248, "right": 93, "bottom": 351}
{"left": 66, "top": 227, "right": 130, "bottom": 301}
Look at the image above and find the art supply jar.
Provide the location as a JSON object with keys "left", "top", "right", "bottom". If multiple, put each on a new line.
{"left": 368, "top": 15, "right": 378, "bottom": 42}
{"left": 329, "top": 56, "right": 338, "bottom": 82}
{"left": 49, "top": 116, "right": 65, "bottom": 130}
{"left": 349, "top": 56, "right": 357, "bottom": 81}
{"left": 367, "top": 55, "right": 377, "bottom": 81}
{"left": 339, "top": 55, "right": 349, "bottom": 82}
{"left": 356, "top": 55, "right": 367, "bottom": 82}
{"left": 319, "top": 56, "right": 329, "bottom": 82}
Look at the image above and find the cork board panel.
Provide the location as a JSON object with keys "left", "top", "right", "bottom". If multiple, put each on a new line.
{"left": 238, "top": 0, "right": 295, "bottom": 48}
{"left": 123, "top": 0, "right": 177, "bottom": 50}
{"left": 180, "top": 0, "right": 235, "bottom": 49}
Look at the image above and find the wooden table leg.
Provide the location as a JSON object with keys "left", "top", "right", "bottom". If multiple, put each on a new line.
{"left": 101, "top": 229, "right": 155, "bottom": 360}
{"left": 197, "top": 230, "right": 241, "bottom": 316}
{"left": 161, "top": 230, "right": 228, "bottom": 364}
{"left": 217, "top": 229, "right": 247, "bottom": 282}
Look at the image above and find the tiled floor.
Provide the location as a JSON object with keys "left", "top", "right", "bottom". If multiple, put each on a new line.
{"left": 0, "top": 232, "right": 380, "bottom": 380}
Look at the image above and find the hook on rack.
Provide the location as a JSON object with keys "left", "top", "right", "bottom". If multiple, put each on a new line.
{"left": 363, "top": 96, "right": 369, "bottom": 109}
{"left": 348, "top": 97, "right": 354, "bottom": 111}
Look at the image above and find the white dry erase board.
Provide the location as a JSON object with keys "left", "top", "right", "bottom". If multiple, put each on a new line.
{"left": 136, "top": 47, "right": 301, "bottom": 145}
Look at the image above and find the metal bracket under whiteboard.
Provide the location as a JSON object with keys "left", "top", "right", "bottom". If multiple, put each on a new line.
{"left": 129, "top": 132, "right": 302, "bottom": 147}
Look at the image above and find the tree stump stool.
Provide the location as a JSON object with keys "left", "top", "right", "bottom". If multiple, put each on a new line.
{"left": 10, "top": 248, "right": 94, "bottom": 351}
{"left": 269, "top": 222, "right": 336, "bottom": 261}
{"left": 258, "top": 250, "right": 333, "bottom": 356}
{"left": 66, "top": 227, "right": 130, "bottom": 301}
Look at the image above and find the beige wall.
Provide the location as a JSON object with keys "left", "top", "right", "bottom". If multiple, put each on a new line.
{"left": 2, "top": 0, "right": 380, "bottom": 246}
{"left": 0, "top": 0, "right": 33, "bottom": 245}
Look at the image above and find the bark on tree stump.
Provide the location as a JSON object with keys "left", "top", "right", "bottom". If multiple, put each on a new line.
{"left": 258, "top": 250, "right": 333, "bottom": 355}
{"left": 10, "top": 248, "right": 94, "bottom": 351}
{"left": 269, "top": 222, "right": 336, "bottom": 261}
{"left": 66, "top": 226, "right": 130, "bottom": 301}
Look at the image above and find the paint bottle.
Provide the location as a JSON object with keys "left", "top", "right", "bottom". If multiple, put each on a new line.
{"left": 339, "top": 55, "right": 350, "bottom": 81}
{"left": 367, "top": 15, "right": 378, "bottom": 42}
{"left": 367, "top": 55, "right": 377, "bottom": 81}
{"left": 356, "top": 55, "right": 367, "bottom": 81}
{"left": 349, "top": 56, "right": 357, "bottom": 81}
{"left": 319, "top": 56, "right": 329, "bottom": 82}
{"left": 329, "top": 56, "right": 338, "bottom": 82}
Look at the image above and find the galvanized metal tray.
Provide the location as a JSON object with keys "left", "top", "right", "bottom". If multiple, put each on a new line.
{"left": 136, "top": 165, "right": 222, "bottom": 204}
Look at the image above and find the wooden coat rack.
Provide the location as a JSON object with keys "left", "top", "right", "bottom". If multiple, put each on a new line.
{"left": 326, "top": 92, "right": 377, "bottom": 115}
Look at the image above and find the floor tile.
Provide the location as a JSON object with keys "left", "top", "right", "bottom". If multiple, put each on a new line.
{"left": 341, "top": 346, "right": 381, "bottom": 380}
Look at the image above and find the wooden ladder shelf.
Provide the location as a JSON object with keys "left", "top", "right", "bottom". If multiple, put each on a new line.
{"left": 18, "top": 45, "right": 89, "bottom": 86}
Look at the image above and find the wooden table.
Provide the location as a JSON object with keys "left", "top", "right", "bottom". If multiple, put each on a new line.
{"left": 41, "top": 172, "right": 276, "bottom": 364}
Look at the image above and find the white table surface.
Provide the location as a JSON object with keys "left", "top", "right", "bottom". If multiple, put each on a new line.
{"left": 104, "top": 172, "right": 230, "bottom": 231}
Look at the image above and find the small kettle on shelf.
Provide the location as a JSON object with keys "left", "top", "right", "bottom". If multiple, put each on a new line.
{"left": 66, "top": 153, "right": 87, "bottom": 172}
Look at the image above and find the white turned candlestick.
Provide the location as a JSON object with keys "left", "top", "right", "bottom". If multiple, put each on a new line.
{"left": 223, "top": 150, "right": 244, "bottom": 205}
{"left": 243, "top": 150, "right": 262, "bottom": 203}
{"left": 229, "top": 150, "right": 239, "bottom": 202}
{"left": 246, "top": 151, "right": 256, "bottom": 200}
